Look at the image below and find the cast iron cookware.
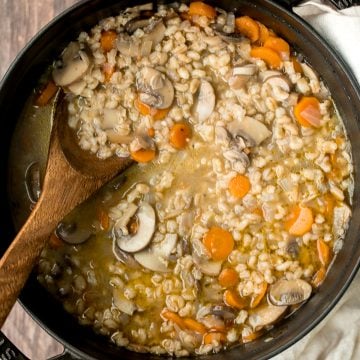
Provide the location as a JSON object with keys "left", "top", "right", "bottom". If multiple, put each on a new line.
{"left": 0, "top": 0, "right": 359, "bottom": 359}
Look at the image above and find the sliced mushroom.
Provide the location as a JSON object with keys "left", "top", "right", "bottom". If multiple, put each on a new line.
{"left": 129, "top": 130, "right": 155, "bottom": 152}
{"left": 211, "top": 23, "right": 243, "bottom": 43}
{"left": 193, "top": 80, "right": 216, "bottom": 122}
{"left": 227, "top": 117, "right": 272, "bottom": 146}
{"left": 112, "top": 239, "right": 141, "bottom": 269}
{"left": 268, "top": 279, "right": 312, "bottom": 306}
{"left": 125, "top": 17, "right": 153, "bottom": 34}
{"left": 248, "top": 302, "right": 287, "bottom": 331}
{"left": 264, "top": 75, "right": 290, "bottom": 92}
{"left": 134, "top": 249, "right": 171, "bottom": 272}
{"left": 210, "top": 305, "right": 237, "bottom": 321}
{"left": 102, "top": 108, "right": 122, "bottom": 129}
{"left": 196, "top": 259, "right": 222, "bottom": 276}
{"left": 25, "top": 162, "right": 41, "bottom": 204}
{"left": 215, "top": 126, "right": 231, "bottom": 145}
{"left": 264, "top": 75, "right": 291, "bottom": 101}
{"left": 223, "top": 148, "right": 250, "bottom": 167}
{"left": 333, "top": 204, "right": 351, "bottom": 239}
{"left": 259, "top": 70, "right": 282, "bottom": 82}
{"left": 53, "top": 42, "right": 91, "bottom": 87}
{"left": 66, "top": 79, "right": 87, "bottom": 95}
{"left": 228, "top": 75, "right": 250, "bottom": 90}
{"left": 115, "top": 202, "right": 155, "bottom": 253}
{"left": 113, "top": 203, "right": 138, "bottom": 237}
{"left": 136, "top": 67, "right": 174, "bottom": 109}
{"left": 233, "top": 64, "right": 257, "bottom": 76}
{"left": 228, "top": 65, "right": 257, "bottom": 90}
{"left": 152, "top": 233, "right": 178, "bottom": 258}
{"left": 56, "top": 221, "right": 92, "bottom": 245}
{"left": 113, "top": 288, "right": 137, "bottom": 315}
{"left": 106, "top": 130, "right": 133, "bottom": 145}
{"left": 143, "top": 20, "right": 166, "bottom": 48}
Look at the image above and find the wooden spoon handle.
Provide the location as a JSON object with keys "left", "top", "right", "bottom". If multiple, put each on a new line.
{"left": 0, "top": 127, "right": 109, "bottom": 327}
{"left": 0, "top": 196, "right": 59, "bottom": 328}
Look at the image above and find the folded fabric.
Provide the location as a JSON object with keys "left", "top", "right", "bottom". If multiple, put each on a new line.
{"left": 294, "top": 0, "right": 360, "bottom": 83}
{"left": 275, "top": 2, "right": 360, "bottom": 359}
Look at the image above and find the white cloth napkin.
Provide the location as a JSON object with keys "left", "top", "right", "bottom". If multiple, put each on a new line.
{"left": 274, "top": 2, "right": 360, "bottom": 359}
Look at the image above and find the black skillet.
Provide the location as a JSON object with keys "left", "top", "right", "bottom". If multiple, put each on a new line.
{"left": 0, "top": 0, "right": 360, "bottom": 359}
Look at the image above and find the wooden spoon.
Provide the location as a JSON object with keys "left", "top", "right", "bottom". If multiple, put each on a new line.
{"left": 0, "top": 94, "right": 132, "bottom": 327}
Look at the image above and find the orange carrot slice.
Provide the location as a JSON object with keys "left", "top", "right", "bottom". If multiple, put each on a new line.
{"left": 250, "top": 282, "right": 268, "bottom": 309}
{"left": 188, "top": 2, "right": 216, "bottom": 19}
{"left": 229, "top": 174, "right": 251, "bottom": 199}
{"left": 98, "top": 209, "right": 110, "bottom": 231}
{"left": 103, "top": 63, "right": 115, "bottom": 83}
{"left": 169, "top": 123, "right": 192, "bottom": 149}
{"left": 130, "top": 148, "right": 156, "bottom": 163}
{"left": 162, "top": 311, "right": 186, "bottom": 329}
{"left": 48, "top": 232, "right": 63, "bottom": 249}
{"left": 312, "top": 266, "right": 326, "bottom": 288}
{"left": 242, "top": 330, "right": 262, "bottom": 343}
{"left": 203, "top": 227, "right": 234, "bottom": 261}
{"left": 294, "top": 96, "right": 321, "bottom": 128}
{"left": 202, "top": 315, "right": 226, "bottom": 332}
{"left": 100, "top": 30, "right": 117, "bottom": 52}
{"left": 284, "top": 205, "right": 313, "bottom": 236}
{"left": 135, "top": 98, "right": 170, "bottom": 120}
{"left": 224, "top": 289, "right": 246, "bottom": 310}
{"left": 252, "top": 208, "right": 263, "bottom": 217}
{"left": 323, "top": 193, "right": 335, "bottom": 221}
{"left": 291, "top": 56, "right": 303, "bottom": 73}
{"left": 235, "top": 16, "right": 260, "bottom": 43}
{"left": 203, "top": 332, "right": 226, "bottom": 345}
{"left": 135, "top": 97, "right": 151, "bottom": 116}
{"left": 256, "top": 21, "right": 270, "bottom": 45}
{"left": 35, "top": 80, "right": 58, "bottom": 106}
{"left": 264, "top": 36, "right": 290, "bottom": 60}
{"left": 183, "top": 318, "right": 207, "bottom": 334}
{"left": 147, "top": 127, "right": 155, "bottom": 138}
{"left": 218, "top": 268, "right": 239, "bottom": 288}
{"left": 317, "top": 239, "right": 330, "bottom": 267}
{"left": 250, "top": 46, "right": 282, "bottom": 69}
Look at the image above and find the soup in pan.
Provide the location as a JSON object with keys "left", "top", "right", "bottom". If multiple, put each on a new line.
{"left": 9, "top": 1, "right": 353, "bottom": 356}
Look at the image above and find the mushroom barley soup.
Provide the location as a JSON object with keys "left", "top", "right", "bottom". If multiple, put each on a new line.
{"left": 10, "top": 1, "right": 354, "bottom": 356}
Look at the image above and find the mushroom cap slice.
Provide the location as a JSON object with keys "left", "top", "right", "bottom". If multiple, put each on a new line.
{"left": 112, "top": 238, "right": 141, "bottom": 269}
{"left": 248, "top": 302, "right": 288, "bottom": 332}
{"left": 228, "top": 75, "right": 250, "bottom": 90}
{"left": 56, "top": 221, "right": 92, "bottom": 245}
{"left": 259, "top": 70, "right": 282, "bottom": 82}
{"left": 193, "top": 80, "right": 216, "bottom": 122}
{"left": 227, "top": 116, "right": 271, "bottom": 146}
{"left": 210, "top": 24, "right": 243, "bottom": 43}
{"left": 134, "top": 249, "right": 171, "bottom": 272}
{"left": 113, "top": 288, "right": 137, "bottom": 315}
{"left": 136, "top": 67, "right": 174, "bottom": 109}
{"left": 268, "top": 279, "right": 312, "bottom": 306}
{"left": 197, "top": 259, "right": 222, "bottom": 276}
{"left": 53, "top": 42, "right": 91, "bottom": 87}
{"left": 116, "top": 202, "right": 155, "bottom": 253}
{"left": 233, "top": 64, "right": 257, "bottom": 76}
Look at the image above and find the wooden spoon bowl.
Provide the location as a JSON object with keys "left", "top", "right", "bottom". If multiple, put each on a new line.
{"left": 0, "top": 93, "right": 132, "bottom": 327}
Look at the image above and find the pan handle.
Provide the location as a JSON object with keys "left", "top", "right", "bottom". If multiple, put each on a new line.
{"left": 0, "top": 330, "right": 81, "bottom": 360}
{"left": 48, "top": 349, "right": 81, "bottom": 360}
{"left": 275, "top": 0, "right": 303, "bottom": 9}
{"left": 0, "top": 330, "right": 28, "bottom": 360}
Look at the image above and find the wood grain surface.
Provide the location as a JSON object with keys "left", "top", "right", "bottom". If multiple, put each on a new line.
{"left": 0, "top": 1, "right": 81, "bottom": 359}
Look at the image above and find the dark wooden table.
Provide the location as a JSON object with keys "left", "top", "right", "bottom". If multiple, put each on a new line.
{"left": 0, "top": 2, "right": 81, "bottom": 358}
